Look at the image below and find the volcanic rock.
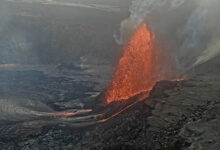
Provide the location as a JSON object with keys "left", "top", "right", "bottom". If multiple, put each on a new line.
{"left": 77, "top": 56, "right": 220, "bottom": 150}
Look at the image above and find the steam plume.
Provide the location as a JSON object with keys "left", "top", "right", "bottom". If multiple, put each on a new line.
{"left": 115, "top": 0, "right": 220, "bottom": 71}
{"left": 114, "top": 0, "right": 185, "bottom": 44}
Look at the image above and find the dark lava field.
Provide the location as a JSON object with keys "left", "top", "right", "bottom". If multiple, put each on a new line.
{"left": 77, "top": 56, "right": 220, "bottom": 150}
{"left": 0, "top": 1, "right": 220, "bottom": 150}
{"left": 0, "top": 56, "right": 219, "bottom": 150}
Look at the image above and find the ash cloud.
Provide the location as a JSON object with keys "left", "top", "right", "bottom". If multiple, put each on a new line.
{"left": 115, "top": 0, "right": 220, "bottom": 71}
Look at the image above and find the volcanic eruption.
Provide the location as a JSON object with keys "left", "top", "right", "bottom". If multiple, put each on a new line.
{"left": 106, "top": 24, "right": 161, "bottom": 103}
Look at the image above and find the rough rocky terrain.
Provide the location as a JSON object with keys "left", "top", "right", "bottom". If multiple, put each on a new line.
{"left": 0, "top": 56, "right": 219, "bottom": 150}
{"left": 77, "top": 56, "right": 220, "bottom": 150}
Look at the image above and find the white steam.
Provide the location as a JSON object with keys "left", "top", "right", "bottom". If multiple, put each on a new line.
{"left": 114, "top": 0, "right": 185, "bottom": 44}
{"left": 193, "top": 39, "right": 220, "bottom": 67}
{"left": 115, "top": 0, "right": 220, "bottom": 71}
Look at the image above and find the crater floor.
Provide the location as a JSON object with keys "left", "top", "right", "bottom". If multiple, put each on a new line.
{"left": 0, "top": 56, "right": 219, "bottom": 150}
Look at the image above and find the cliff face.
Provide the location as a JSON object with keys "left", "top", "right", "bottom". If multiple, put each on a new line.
{"left": 77, "top": 55, "right": 220, "bottom": 150}
{"left": 0, "top": 1, "right": 128, "bottom": 64}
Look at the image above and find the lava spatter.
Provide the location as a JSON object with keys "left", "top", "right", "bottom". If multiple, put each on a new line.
{"left": 106, "top": 24, "right": 157, "bottom": 103}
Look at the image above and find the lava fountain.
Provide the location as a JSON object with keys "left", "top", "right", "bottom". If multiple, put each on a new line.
{"left": 106, "top": 24, "right": 159, "bottom": 103}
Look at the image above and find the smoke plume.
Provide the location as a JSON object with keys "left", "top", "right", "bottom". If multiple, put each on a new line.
{"left": 115, "top": 0, "right": 220, "bottom": 71}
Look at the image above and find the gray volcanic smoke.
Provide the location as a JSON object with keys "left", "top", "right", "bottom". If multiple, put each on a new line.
{"left": 114, "top": 0, "right": 220, "bottom": 71}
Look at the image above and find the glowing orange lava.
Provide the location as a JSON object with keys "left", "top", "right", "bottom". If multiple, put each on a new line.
{"left": 106, "top": 24, "right": 158, "bottom": 103}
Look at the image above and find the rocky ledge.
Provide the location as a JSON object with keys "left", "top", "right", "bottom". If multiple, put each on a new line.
{"left": 77, "top": 56, "right": 220, "bottom": 150}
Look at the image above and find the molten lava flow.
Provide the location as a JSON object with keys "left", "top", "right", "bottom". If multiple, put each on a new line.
{"left": 106, "top": 24, "right": 157, "bottom": 103}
